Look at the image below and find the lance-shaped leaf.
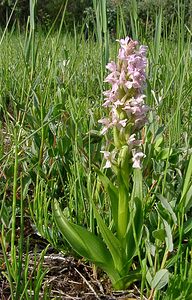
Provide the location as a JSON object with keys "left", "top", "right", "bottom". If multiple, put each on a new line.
{"left": 92, "top": 201, "right": 125, "bottom": 272}
{"left": 157, "top": 194, "right": 177, "bottom": 224}
{"left": 163, "top": 219, "right": 173, "bottom": 252}
{"left": 180, "top": 154, "right": 192, "bottom": 211}
{"left": 117, "top": 182, "right": 130, "bottom": 239}
{"left": 95, "top": 168, "right": 119, "bottom": 230}
{"left": 132, "top": 168, "right": 142, "bottom": 201}
{"left": 125, "top": 169, "right": 143, "bottom": 261}
{"left": 125, "top": 197, "right": 143, "bottom": 261}
{"left": 184, "top": 185, "right": 192, "bottom": 213}
{"left": 53, "top": 200, "right": 122, "bottom": 286}
{"left": 53, "top": 200, "right": 112, "bottom": 266}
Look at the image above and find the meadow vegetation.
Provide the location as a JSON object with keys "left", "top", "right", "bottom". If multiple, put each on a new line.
{"left": 0, "top": 0, "right": 192, "bottom": 299}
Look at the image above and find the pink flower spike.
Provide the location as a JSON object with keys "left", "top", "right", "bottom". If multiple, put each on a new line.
{"left": 99, "top": 36, "right": 149, "bottom": 163}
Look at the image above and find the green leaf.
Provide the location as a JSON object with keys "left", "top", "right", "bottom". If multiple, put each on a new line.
{"left": 152, "top": 229, "right": 166, "bottom": 241}
{"left": 53, "top": 200, "right": 112, "bottom": 266}
{"left": 124, "top": 170, "right": 143, "bottom": 261}
{"left": 118, "top": 145, "right": 130, "bottom": 190}
{"left": 125, "top": 197, "right": 143, "bottom": 261}
{"left": 22, "top": 176, "right": 32, "bottom": 199}
{"left": 146, "top": 269, "right": 153, "bottom": 286}
{"left": 156, "top": 203, "right": 170, "bottom": 224}
{"left": 53, "top": 201, "right": 123, "bottom": 287}
{"left": 184, "top": 185, "right": 192, "bottom": 212}
{"left": 163, "top": 219, "right": 173, "bottom": 252}
{"left": 166, "top": 254, "right": 179, "bottom": 269}
{"left": 113, "top": 269, "right": 141, "bottom": 290}
{"left": 183, "top": 218, "right": 192, "bottom": 235}
{"left": 157, "top": 148, "right": 172, "bottom": 160}
{"left": 151, "top": 269, "right": 169, "bottom": 290}
{"left": 117, "top": 182, "right": 130, "bottom": 239}
{"left": 154, "top": 126, "right": 164, "bottom": 142}
{"left": 180, "top": 154, "right": 192, "bottom": 208}
{"left": 154, "top": 136, "right": 163, "bottom": 151}
{"left": 0, "top": 205, "right": 10, "bottom": 227}
{"left": 92, "top": 201, "right": 124, "bottom": 272}
{"left": 95, "top": 168, "right": 119, "bottom": 230}
{"left": 157, "top": 194, "right": 177, "bottom": 224}
{"left": 132, "top": 168, "right": 142, "bottom": 201}
{"left": 174, "top": 217, "right": 192, "bottom": 240}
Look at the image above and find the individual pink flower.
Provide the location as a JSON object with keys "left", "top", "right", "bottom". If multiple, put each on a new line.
{"left": 104, "top": 71, "right": 120, "bottom": 85}
{"left": 98, "top": 118, "right": 111, "bottom": 134}
{"left": 106, "top": 61, "right": 117, "bottom": 72}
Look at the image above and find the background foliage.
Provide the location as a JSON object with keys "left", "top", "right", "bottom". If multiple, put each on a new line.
{"left": 0, "top": 0, "right": 192, "bottom": 33}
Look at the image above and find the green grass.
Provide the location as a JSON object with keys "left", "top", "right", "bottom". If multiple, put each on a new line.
{"left": 0, "top": 1, "right": 192, "bottom": 298}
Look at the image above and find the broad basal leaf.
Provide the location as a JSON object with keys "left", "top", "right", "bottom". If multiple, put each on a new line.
{"left": 53, "top": 200, "right": 122, "bottom": 286}
{"left": 53, "top": 200, "right": 112, "bottom": 266}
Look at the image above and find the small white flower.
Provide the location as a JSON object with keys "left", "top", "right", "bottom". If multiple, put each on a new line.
{"left": 132, "top": 151, "right": 145, "bottom": 169}
{"left": 128, "top": 134, "right": 142, "bottom": 147}
{"left": 100, "top": 150, "right": 116, "bottom": 169}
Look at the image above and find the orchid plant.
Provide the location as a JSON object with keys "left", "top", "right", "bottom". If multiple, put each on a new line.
{"left": 53, "top": 37, "right": 149, "bottom": 290}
